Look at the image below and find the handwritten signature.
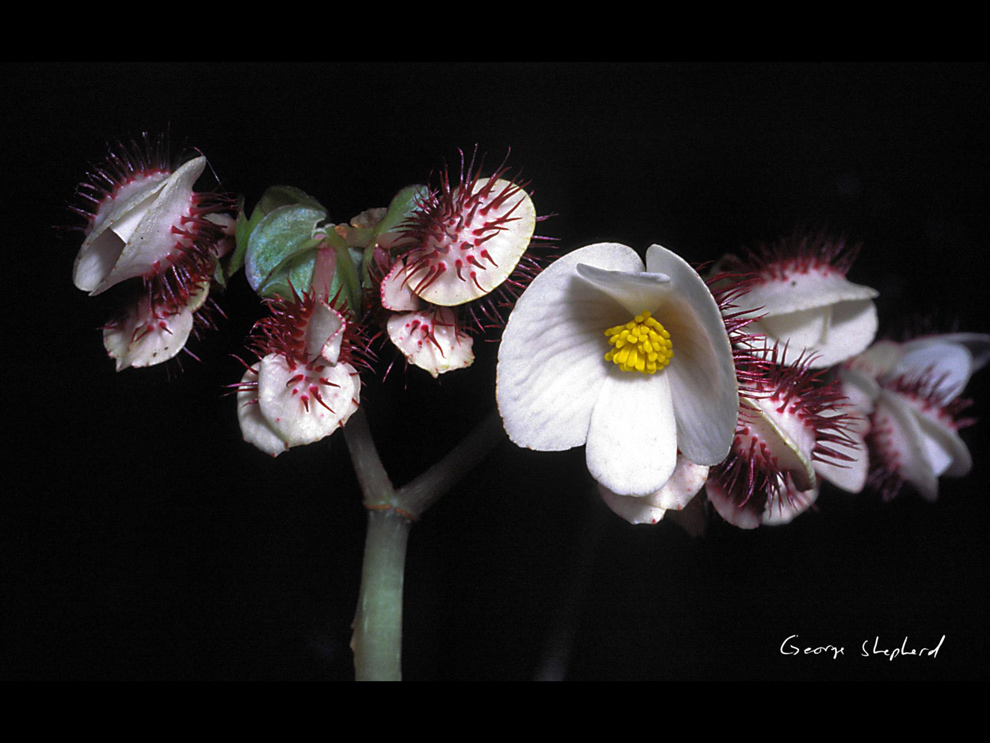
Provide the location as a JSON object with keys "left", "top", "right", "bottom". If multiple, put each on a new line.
{"left": 780, "top": 634, "right": 945, "bottom": 660}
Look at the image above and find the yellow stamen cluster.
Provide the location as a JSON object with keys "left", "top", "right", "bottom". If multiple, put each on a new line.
{"left": 604, "top": 310, "right": 674, "bottom": 374}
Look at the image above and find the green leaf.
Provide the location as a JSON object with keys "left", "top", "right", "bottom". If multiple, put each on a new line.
{"left": 257, "top": 185, "right": 325, "bottom": 214}
{"left": 245, "top": 204, "right": 328, "bottom": 297}
{"left": 229, "top": 187, "right": 326, "bottom": 278}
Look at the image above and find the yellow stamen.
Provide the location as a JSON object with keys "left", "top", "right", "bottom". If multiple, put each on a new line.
{"left": 603, "top": 310, "right": 674, "bottom": 374}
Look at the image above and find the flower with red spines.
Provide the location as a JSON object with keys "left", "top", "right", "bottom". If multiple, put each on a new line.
{"left": 705, "top": 345, "right": 859, "bottom": 529}
{"left": 714, "top": 231, "right": 879, "bottom": 368}
{"left": 236, "top": 289, "right": 365, "bottom": 457}
{"left": 831, "top": 333, "right": 988, "bottom": 501}
{"left": 375, "top": 152, "right": 548, "bottom": 377}
{"left": 71, "top": 140, "right": 236, "bottom": 370}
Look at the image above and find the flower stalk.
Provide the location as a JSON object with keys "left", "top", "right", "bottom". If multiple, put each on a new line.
{"left": 352, "top": 507, "right": 411, "bottom": 681}
{"left": 343, "top": 407, "right": 505, "bottom": 680}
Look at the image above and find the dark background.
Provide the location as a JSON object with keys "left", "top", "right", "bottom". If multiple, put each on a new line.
{"left": 2, "top": 63, "right": 987, "bottom": 681}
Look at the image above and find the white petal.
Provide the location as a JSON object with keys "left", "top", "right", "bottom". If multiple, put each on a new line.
{"left": 497, "top": 243, "right": 644, "bottom": 451}
{"left": 645, "top": 245, "right": 739, "bottom": 465}
{"left": 257, "top": 355, "right": 359, "bottom": 447}
{"left": 762, "top": 479, "right": 819, "bottom": 526}
{"left": 236, "top": 365, "right": 289, "bottom": 457}
{"left": 705, "top": 479, "right": 762, "bottom": 530}
{"left": 743, "top": 397, "right": 817, "bottom": 492}
{"left": 598, "top": 488, "right": 667, "bottom": 525}
{"left": 598, "top": 455, "right": 709, "bottom": 524}
{"left": 102, "top": 283, "right": 207, "bottom": 371}
{"left": 846, "top": 339, "right": 903, "bottom": 380}
{"left": 574, "top": 263, "right": 670, "bottom": 315}
{"left": 754, "top": 299, "right": 878, "bottom": 368}
{"left": 736, "top": 268, "right": 878, "bottom": 316}
{"left": 910, "top": 407, "right": 972, "bottom": 479}
{"left": 707, "top": 475, "right": 817, "bottom": 529}
{"left": 889, "top": 340, "right": 973, "bottom": 403}
{"left": 380, "top": 260, "right": 424, "bottom": 312}
{"left": 874, "top": 391, "right": 938, "bottom": 501}
{"left": 837, "top": 366, "right": 881, "bottom": 413}
{"left": 94, "top": 156, "right": 208, "bottom": 294}
{"left": 586, "top": 372, "right": 678, "bottom": 496}
{"left": 931, "top": 332, "right": 990, "bottom": 372}
{"left": 386, "top": 308, "right": 474, "bottom": 378}
{"left": 304, "top": 299, "right": 346, "bottom": 363}
{"left": 73, "top": 172, "right": 171, "bottom": 292}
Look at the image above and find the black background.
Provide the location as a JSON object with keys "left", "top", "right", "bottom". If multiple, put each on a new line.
{"left": 2, "top": 63, "right": 987, "bottom": 681}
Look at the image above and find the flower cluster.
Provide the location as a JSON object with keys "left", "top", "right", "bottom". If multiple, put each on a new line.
{"left": 69, "top": 141, "right": 985, "bottom": 529}
{"left": 495, "top": 229, "right": 983, "bottom": 530}
{"left": 72, "top": 141, "right": 235, "bottom": 370}
{"left": 229, "top": 152, "right": 542, "bottom": 455}
{"left": 373, "top": 156, "right": 540, "bottom": 378}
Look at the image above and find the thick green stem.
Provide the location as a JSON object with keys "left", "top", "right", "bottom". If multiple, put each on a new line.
{"left": 351, "top": 508, "right": 411, "bottom": 681}
{"left": 343, "top": 408, "right": 395, "bottom": 507}
{"left": 342, "top": 407, "right": 506, "bottom": 680}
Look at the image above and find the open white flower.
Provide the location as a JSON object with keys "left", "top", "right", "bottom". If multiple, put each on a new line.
{"left": 497, "top": 243, "right": 739, "bottom": 497}
{"left": 715, "top": 234, "right": 878, "bottom": 368}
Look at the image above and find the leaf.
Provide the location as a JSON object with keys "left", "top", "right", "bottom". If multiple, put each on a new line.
{"left": 258, "top": 185, "right": 325, "bottom": 214}
{"left": 245, "top": 204, "right": 327, "bottom": 297}
{"left": 229, "top": 187, "right": 326, "bottom": 278}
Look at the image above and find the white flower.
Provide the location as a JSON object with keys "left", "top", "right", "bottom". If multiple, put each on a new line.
{"left": 374, "top": 161, "right": 537, "bottom": 377}
{"left": 496, "top": 243, "right": 739, "bottom": 497}
{"left": 829, "top": 333, "right": 989, "bottom": 500}
{"left": 72, "top": 150, "right": 235, "bottom": 369}
{"left": 715, "top": 234, "right": 879, "bottom": 368}
{"left": 393, "top": 174, "right": 536, "bottom": 307}
{"left": 237, "top": 295, "right": 361, "bottom": 456}
{"left": 74, "top": 156, "right": 214, "bottom": 294}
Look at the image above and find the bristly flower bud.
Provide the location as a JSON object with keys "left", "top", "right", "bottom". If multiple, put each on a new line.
{"left": 831, "top": 333, "right": 989, "bottom": 501}
{"left": 713, "top": 231, "right": 879, "bottom": 368}
{"left": 235, "top": 288, "right": 366, "bottom": 457}
{"left": 706, "top": 344, "right": 858, "bottom": 529}
{"left": 71, "top": 137, "right": 235, "bottom": 370}
{"left": 374, "top": 150, "right": 548, "bottom": 377}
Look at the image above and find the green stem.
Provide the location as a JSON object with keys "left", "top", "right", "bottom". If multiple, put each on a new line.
{"left": 342, "top": 407, "right": 506, "bottom": 680}
{"left": 327, "top": 230, "right": 363, "bottom": 312}
{"left": 351, "top": 508, "right": 411, "bottom": 681}
{"left": 343, "top": 408, "right": 396, "bottom": 507}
